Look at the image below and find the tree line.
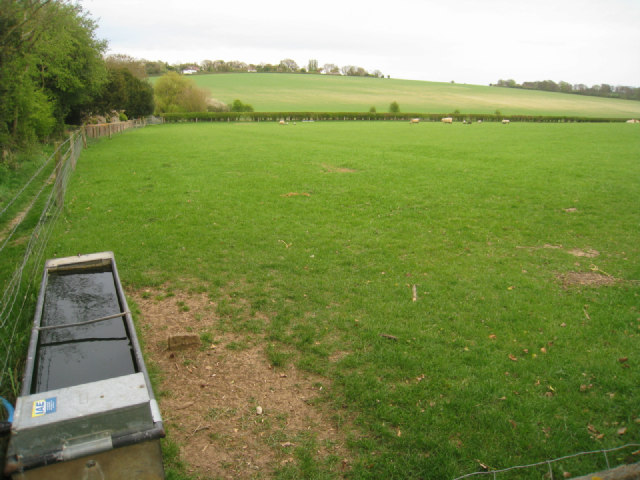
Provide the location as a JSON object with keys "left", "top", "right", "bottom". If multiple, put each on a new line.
{"left": 144, "top": 58, "right": 386, "bottom": 78}
{"left": 0, "top": 1, "right": 154, "bottom": 155}
{"left": 493, "top": 79, "right": 640, "bottom": 102}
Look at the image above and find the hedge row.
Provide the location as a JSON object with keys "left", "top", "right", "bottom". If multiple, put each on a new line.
{"left": 160, "top": 112, "right": 628, "bottom": 123}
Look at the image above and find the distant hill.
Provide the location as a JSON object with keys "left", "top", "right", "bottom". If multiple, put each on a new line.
{"left": 182, "top": 73, "right": 640, "bottom": 118}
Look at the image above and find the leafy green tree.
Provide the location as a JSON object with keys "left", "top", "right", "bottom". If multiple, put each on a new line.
{"left": 1, "top": 0, "right": 54, "bottom": 148}
{"left": 389, "top": 101, "right": 400, "bottom": 113}
{"left": 125, "top": 75, "right": 154, "bottom": 117}
{"left": 105, "top": 54, "right": 147, "bottom": 79}
{"left": 230, "top": 99, "right": 254, "bottom": 112}
{"left": 144, "top": 60, "right": 169, "bottom": 76}
{"left": 33, "top": 1, "right": 106, "bottom": 125}
{"left": 153, "top": 72, "right": 210, "bottom": 113}
{"left": 0, "top": 0, "right": 106, "bottom": 150}
{"left": 96, "top": 68, "right": 154, "bottom": 118}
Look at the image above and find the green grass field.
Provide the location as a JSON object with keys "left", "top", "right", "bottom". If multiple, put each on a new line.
{"left": 45, "top": 122, "right": 640, "bottom": 478}
{"left": 181, "top": 73, "right": 640, "bottom": 118}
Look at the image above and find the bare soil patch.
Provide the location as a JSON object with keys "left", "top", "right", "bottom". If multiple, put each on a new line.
{"left": 129, "top": 288, "right": 351, "bottom": 479}
{"left": 558, "top": 272, "right": 618, "bottom": 287}
{"left": 280, "top": 192, "right": 311, "bottom": 197}
{"left": 568, "top": 248, "right": 600, "bottom": 258}
{"left": 321, "top": 164, "right": 357, "bottom": 173}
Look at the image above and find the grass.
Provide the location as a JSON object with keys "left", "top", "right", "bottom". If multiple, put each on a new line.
{"left": 180, "top": 73, "right": 640, "bottom": 118}
{"left": 43, "top": 121, "right": 640, "bottom": 478}
{"left": 0, "top": 146, "right": 58, "bottom": 398}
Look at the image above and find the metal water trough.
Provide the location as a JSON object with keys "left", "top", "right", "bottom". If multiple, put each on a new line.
{"left": 4, "top": 252, "right": 165, "bottom": 479}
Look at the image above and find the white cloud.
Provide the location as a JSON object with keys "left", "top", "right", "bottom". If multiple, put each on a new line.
{"left": 81, "top": 0, "right": 640, "bottom": 86}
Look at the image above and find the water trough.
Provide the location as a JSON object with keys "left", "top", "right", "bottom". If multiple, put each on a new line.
{"left": 4, "top": 252, "right": 165, "bottom": 479}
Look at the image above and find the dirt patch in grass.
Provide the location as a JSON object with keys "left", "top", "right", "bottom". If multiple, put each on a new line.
{"left": 129, "top": 288, "right": 351, "bottom": 479}
{"left": 568, "top": 248, "right": 599, "bottom": 258}
{"left": 280, "top": 192, "right": 311, "bottom": 197}
{"left": 558, "top": 272, "right": 618, "bottom": 287}
{"left": 515, "top": 244, "right": 600, "bottom": 259}
{"left": 321, "top": 164, "right": 357, "bottom": 173}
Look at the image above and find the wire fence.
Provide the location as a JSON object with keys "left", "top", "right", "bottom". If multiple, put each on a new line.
{"left": 0, "top": 132, "right": 83, "bottom": 396}
{"left": 453, "top": 443, "right": 640, "bottom": 479}
{"left": 0, "top": 121, "right": 145, "bottom": 396}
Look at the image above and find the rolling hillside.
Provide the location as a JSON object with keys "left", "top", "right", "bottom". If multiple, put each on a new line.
{"left": 183, "top": 73, "right": 640, "bottom": 118}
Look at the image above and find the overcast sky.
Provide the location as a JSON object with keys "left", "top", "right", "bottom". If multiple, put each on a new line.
{"left": 80, "top": 0, "right": 640, "bottom": 87}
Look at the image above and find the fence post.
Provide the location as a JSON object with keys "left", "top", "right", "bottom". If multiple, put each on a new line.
{"left": 54, "top": 141, "right": 64, "bottom": 207}
{"left": 70, "top": 133, "right": 76, "bottom": 170}
{"left": 81, "top": 126, "right": 88, "bottom": 148}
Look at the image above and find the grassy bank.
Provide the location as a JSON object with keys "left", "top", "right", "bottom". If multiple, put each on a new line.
{"left": 47, "top": 122, "right": 640, "bottom": 478}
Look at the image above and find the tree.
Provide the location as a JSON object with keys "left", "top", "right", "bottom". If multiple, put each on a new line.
{"left": 341, "top": 65, "right": 355, "bottom": 76}
{"left": 153, "top": 72, "right": 210, "bottom": 113}
{"left": 33, "top": 1, "right": 107, "bottom": 125}
{"left": 105, "top": 54, "right": 146, "bottom": 79}
{"left": 599, "top": 84, "right": 612, "bottom": 96}
{"left": 226, "top": 60, "right": 248, "bottom": 72}
{"left": 307, "top": 59, "right": 318, "bottom": 73}
{"left": 558, "top": 81, "right": 572, "bottom": 94}
{"left": 96, "top": 67, "right": 154, "bottom": 118}
{"left": 389, "top": 101, "right": 400, "bottom": 113}
{"left": 144, "top": 60, "right": 169, "bottom": 76}
{"left": 230, "top": 99, "right": 254, "bottom": 112}
{"left": 0, "top": 0, "right": 106, "bottom": 150}
{"left": 323, "top": 64, "right": 339, "bottom": 75}
{"left": 279, "top": 58, "right": 299, "bottom": 73}
{"left": 257, "top": 63, "right": 277, "bottom": 73}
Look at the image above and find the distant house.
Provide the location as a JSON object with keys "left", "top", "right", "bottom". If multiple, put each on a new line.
{"left": 181, "top": 67, "right": 199, "bottom": 75}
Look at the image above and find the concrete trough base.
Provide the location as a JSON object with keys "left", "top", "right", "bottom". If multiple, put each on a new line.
{"left": 11, "top": 440, "right": 164, "bottom": 480}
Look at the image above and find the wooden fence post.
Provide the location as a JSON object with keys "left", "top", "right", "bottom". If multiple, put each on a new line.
{"left": 81, "top": 126, "right": 88, "bottom": 148}
{"left": 70, "top": 133, "right": 76, "bottom": 170}
{"left": 54, "top": 141, "right": 64, "bottom": 207}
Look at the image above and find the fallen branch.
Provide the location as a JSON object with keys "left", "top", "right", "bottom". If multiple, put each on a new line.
{"left": 186, "top": 424, "right": 210, "bottom": 439}
{"left": 380, "top": 333, "right": 398, "bottom": 341}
